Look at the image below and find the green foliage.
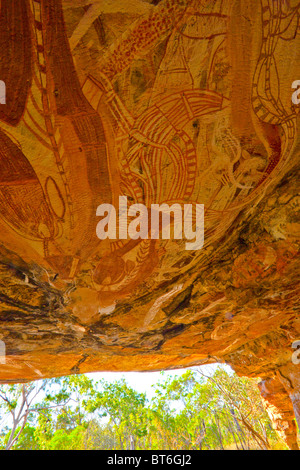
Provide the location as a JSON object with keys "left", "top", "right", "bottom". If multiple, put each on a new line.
{"left": 85, "top": 378, "right": 148, "bottom": 449}
{"left": 11, "top": 426, "right": 40, "bottom": 450}
{"left": 148, "top": 367, "right": 278, "bottom": 450}
{"left": 0, "top": 366, "right": 286, "bottom": 450}
{"left": 46, "top": 426, "right": 86, "bottom": 450}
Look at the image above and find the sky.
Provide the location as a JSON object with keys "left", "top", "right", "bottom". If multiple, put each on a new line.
{"left": 86, "top": 363, "right": 233, "bottom": 400}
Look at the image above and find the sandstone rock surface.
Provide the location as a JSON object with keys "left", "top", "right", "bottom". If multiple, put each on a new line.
{"left": 0, "top": 0, "right": 299, "bottom": 449}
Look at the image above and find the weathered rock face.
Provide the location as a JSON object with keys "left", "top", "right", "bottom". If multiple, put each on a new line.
{"left": 0, "top": 0, "right": 299, "bottom": 448}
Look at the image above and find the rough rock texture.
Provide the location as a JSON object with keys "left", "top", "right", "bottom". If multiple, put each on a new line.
{"left": 0, "top": 0, "right": 299, "bottom": 449}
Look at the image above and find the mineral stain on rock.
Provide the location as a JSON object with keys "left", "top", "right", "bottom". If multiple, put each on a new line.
{"left": 0, "top": 0, "right": 299, "bottom": 449}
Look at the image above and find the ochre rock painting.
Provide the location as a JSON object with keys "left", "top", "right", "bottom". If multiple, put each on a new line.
{"left": 0, "top": 0, "right": 299, "bottom": 449}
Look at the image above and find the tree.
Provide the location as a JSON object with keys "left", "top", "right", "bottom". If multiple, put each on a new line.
{"left": 33, "top": 375, "right": 97, "bottom": 450}
{"left": 0, "top": 367, "right": 284, "bottom": 450}
{"left": 149, "top": 367, "right": 280, "bottom": 450}
{"left": 0, "top": 381, "right": 48, "bottom": 450}
{"left": 195, "top": 367, "right": 275, "bottom": 450}
{"left": 85, "top": 378, "right": 148, "bottom": 450}
{"left": 0, "top": 375, "right": 96, "bottom": 450}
